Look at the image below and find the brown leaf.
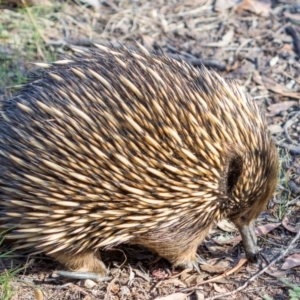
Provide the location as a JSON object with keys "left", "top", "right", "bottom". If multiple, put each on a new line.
{"left": 184, "top": 274, "right": 198, "bottom": 287}
{"left": 282, "top": 254, "right": 300, "bottom": 270}
{"left": 236, "top": 0, "right": 271, "bottom": 17}
{"left": 217, "top": 219, "right": 237, "bottom": 232}
{"left": 213, "top": 283, "right": 228, "bottom": 293}
{"left": 214, "top": 223, "right": 281, "bottom": 245}
{"left": 197, "top": 258, "right": 247, "bottom": 285}
{"left": 267, "top": 101, "right": 298, "bottom": 116}
{"left": 195, "top": 291, "right": 205, "bottom": 300}
{"left": 154, "top": 293, "right": 189, "bottom": 300}
{"left": 162, "top": 278, "right": 187, "bottom": 288}
{"left": 262, "top": 77, "right": 300, "bottom": 100}
{"left": 200, "top": 260, "right": 230, "bottom": 274}
{"left": 264, "top": 267, "right": 287, "bottom": 277}
{"left": 268, "top": 124, "right": 284, "bottom": 134}
{"left": 179, "top": 268, "right": 193, "bottom": 281}
{"left": 282, "top": 216, "right": 300, "bottom": 233}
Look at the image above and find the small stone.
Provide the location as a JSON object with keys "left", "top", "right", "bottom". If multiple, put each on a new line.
{"left": 195, "top": 290, "right": 205, "bottom": 300}
{"left": 80, "top": 279, "right": 97, "bottom": 289}
{"left": 119, "top": 286, "right": 130, "bottom": 298}
{"left": 33, "top": 288, "right": 43, "bottom": 300}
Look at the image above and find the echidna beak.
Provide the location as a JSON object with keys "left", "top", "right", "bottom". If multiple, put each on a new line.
{"left": 237, "top": 220, "right": 258, "bottom": 263}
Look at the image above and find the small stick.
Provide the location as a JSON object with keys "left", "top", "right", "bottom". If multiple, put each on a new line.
{"left": 167, "top": 53, "right": 227, "bottom": 71}
{"left": 276, "top": 142, "right": 300, "bottom": 155}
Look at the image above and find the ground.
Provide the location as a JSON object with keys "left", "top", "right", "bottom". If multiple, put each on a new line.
{"left": 0, "top": 0, "right": 300, "bottom": 299}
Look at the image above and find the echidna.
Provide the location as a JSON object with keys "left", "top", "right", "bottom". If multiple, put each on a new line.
{"left": 0, "top": 44, "right": 278, "bottom": 279}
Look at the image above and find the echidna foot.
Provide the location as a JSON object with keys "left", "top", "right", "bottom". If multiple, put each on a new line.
{"left": 172, "top": 254, "right": 207, "bottom": 274}
{"left": 179, "top": 261, "right": 201, "bottom": 274}
{"left": 177, "top": 256, "right": 205, "bottom": 274}
{"left": 196, "top": 254, "right": 208, "bottom": 265}
{"left": 52, "top": 251, "right": 108, "bottom": 282}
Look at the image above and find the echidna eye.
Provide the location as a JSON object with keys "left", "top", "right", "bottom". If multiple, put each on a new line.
{"left": 227, "top": 156, "right": 243, "bottom": 194}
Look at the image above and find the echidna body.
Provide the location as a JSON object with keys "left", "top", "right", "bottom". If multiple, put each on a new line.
{"left": 0, "top": 44, "right": 278, "bottom": 277}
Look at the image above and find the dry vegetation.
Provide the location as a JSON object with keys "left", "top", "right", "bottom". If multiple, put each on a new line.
{"left": 0, "top": 0, "right": 300, "bottom": 299}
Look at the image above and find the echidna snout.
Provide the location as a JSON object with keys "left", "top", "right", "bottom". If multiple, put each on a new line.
{"left": 0, "top": 43, "right": 279, "bottom": 279}
{"left": 237, "top": 221, "right": 258, "bottom": 263}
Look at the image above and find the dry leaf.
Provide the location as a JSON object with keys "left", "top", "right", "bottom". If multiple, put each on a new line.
{"left": 266, "top": 101, "right": 298, "bottom": 116}
{"left": 154, "top": 293, "right": 188, "bottom": 300}
{"left": 133, "top": 268, "right": 150, "bottom": 282}
{"left": 206, "top": 30, "right": 234, "bottom": 47}
{"left": 284, "top": 12, "right": 300, "bottom": 25}
{"left": 262, "top": 77, "right": 300, "bottom": 100}
{"left": 264, "top": 267, "right": 287, "bottom": 277}
{"left": 162, "top": 278, "right": 187, "bottom": 288}
{"left": 236, "top": 0, "right": 271, "bottom": 17}
{"left": 282, "top": 216, "right": 300, "bottom": 233}
{"left": 282, "top": 254, "right": 300, "bottom": 270}
{"left": 184, "top": 274, "right": 198, "bottom": 286}
{"left": 217, "top": 219, "right": 237, "bottom": 232}
{"left": 268, "top": 124, "right": 284, "bottom": 134}
{"left": 197, "top": 258, "right": 247, "bottom": 285}
{"left": 214, "top": 223, "right": 281, "bottom": 244}
{"left": 213, "top": 283, "right": 228, "bottom": 293}
{"left": 214, "top": 0, "right": 237, "bottom": 12}
{"left": 200, "top": 260, "right": 230, "bottom": 274}
{"left": 195, "top": 291, "right": 205, "bottom": 300}
{"left": 179, "top": 268, "right": 193, "bottom": 281}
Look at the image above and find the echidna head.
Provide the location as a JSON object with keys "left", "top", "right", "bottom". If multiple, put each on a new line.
{"left": 226, "top": 140, "right": 279, "bottom": 262}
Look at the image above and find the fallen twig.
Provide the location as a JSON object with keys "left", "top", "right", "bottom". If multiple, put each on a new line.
{"left": 168, "top": 53, "right": 226, "bottom": 71}
{"left": 286, "top": 25, "right": 300, "bottom": 57}
{"left": 276, "top": 142, "right": 300, "bottom": 155}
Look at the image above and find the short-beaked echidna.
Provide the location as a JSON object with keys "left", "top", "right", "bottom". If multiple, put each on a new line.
{"left": 0, "top": 44, "right": 278, "bottom": 279}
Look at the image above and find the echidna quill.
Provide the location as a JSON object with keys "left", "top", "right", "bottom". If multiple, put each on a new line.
{"left": 0, "top": 43, "right": 278, "bottom": 280}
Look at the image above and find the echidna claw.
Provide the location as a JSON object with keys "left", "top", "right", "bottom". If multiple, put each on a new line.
{"left": 192, "top": 261, "right": 201, "bottom": 274}
{"left": 196, "top": 254, "right": 208, "bottom": 265}
{"left": 56, "top": 270, "right": 111, "bottom": 282}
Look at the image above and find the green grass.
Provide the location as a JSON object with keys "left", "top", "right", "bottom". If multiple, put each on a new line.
{"left": 0, "top": 3, "right": 61, "bottom": 299}
{"left": 280, "top": 278, "right": 300, "bottom": 300}
{"left": 0, "top": 1, "right": 61, "bottom": 92}
{"left": 0, "top": 232, "right": 23, "bottom": 300}
{"left": 0, "top": 265, "right": 22, "bottom": 300}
